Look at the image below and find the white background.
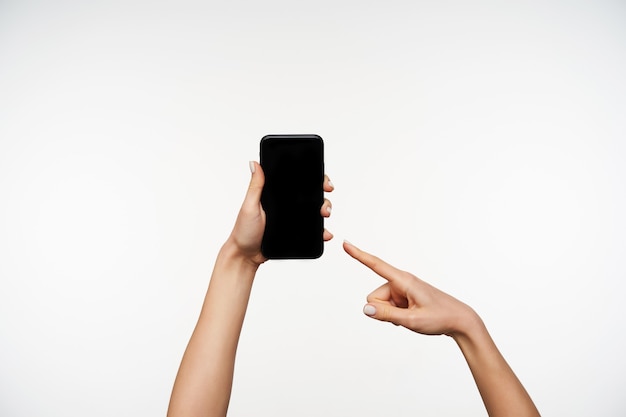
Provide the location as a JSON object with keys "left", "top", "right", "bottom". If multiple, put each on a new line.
{"left": 1, "top": 1, "right": 625, "bottom": 416}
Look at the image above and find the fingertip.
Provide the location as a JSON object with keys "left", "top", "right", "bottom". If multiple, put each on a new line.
{"left": 343, "top": 239, "right": 361, "bottom": 254}
{"left": 249, "top": 161, "right": 264, "bottom": 176}
{"left": 321, "top": 199, "right": 332, "bottom": 217}
{"left": 363, "top": 304, "right": 377, "bottom": 316}
{"left": 324, "top": 175, "right": 334, "bottom": 192}
{"left": 244, "top": 161, "right": 265, "bottom": 205}
{"left": 250, "top": 161, "right": 264, "bottom": 183}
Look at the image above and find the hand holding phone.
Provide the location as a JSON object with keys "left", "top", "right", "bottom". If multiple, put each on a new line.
{"left": 260, "top": 135, "right": 325, "bottom": 259}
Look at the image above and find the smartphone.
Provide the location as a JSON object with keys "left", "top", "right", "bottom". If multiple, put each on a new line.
{"left": 260, "top": 134, "right": 324, "bottom": 259}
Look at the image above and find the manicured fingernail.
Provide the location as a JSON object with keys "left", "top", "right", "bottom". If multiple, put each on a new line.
{"left": 363, "top": 304, "right": 376, "bottom": 316}
{"left": 328, "top": 180, "right": 334, "bottom": 188}
{"left": 249, "top": 161, "right": 256, "bottom": 173}
{"left": 343, "top": 239, "right": 352, "bottom": 246}
{"left": 326, "top": 206, "right": 332, "bottom": 214}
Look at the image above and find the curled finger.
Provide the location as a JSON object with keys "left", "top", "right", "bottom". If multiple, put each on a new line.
{"left": 324, "top": 175, "right": 334, "bottom": 192}
{"left": 321, "top": 199, "right": 332, "bottom": 217}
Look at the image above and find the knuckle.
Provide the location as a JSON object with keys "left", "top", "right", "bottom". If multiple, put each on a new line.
{"left": 368, "top": 257, "right": 380, "bottom": 270}
{"left": 407, "top": 312, "right": 423, "bottom": 331}
{"left": 379, "top": 305, "right": 390, "bottom": 321}
{"left": 400, "top": 271, "right": 414, "bottom": 280}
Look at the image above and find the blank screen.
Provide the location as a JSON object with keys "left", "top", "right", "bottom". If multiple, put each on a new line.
{"left": 260, "top": 135, "right": 324, "bottom": 259}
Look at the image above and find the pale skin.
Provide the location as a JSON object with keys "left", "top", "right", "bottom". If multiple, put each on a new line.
{"left": 167, "top": 161, "right": 540, "bottom": 417}
{"left": 344, "top": 243, "right": 541, "bottom": 417}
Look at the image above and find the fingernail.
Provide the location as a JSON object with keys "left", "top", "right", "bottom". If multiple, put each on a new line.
{"left": 363, "top": 304, "right": 376, "bottom": 316}
{"left": 343, "top": 240, "right": 359, "bottom": 249}
{"left": 328, "top": 180, "right": 334, "bottom": 188}
{"left": 326, "top": 206, "right": 332, "bottom": 214}
{"left": 249, "top": 161, "right": 256, "bottom": 174}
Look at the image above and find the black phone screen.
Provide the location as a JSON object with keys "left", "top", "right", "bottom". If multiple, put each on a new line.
{"left": 260, "top": 135, "right": 324, "bottom": 259}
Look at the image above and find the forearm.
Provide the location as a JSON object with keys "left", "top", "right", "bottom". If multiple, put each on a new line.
{"left": 452, "top": 313, "right": 540, "bottom": 417}
{"left": 168, "top": 240, "right": 258, "bottom": 417}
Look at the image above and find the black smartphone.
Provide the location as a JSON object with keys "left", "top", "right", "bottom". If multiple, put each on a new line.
{"left": 260, "top": 134, "right": 324, "bottom": 259}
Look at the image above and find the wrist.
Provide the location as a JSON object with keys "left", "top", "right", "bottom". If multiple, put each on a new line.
{"left": 449, "top": 307, "right": 486, "bottom": 341}
{"left": 449, "top": 308, "right": 494, "bottom": 357}
{"left": 218, "top": 239, "right": 262, "bottom": 275}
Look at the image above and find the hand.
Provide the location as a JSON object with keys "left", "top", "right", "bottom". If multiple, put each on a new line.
{"left": 226, "top": 161, "right": 335, "bottom": 266}
{"left": 343, "top": 241, "right": 480, "bottom": 338}
{"left": 343, "top": 241, "right": 541, "bottom": 417}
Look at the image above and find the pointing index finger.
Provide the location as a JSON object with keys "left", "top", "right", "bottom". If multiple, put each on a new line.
{"left": 343, "top": 240, "right": 404, "bottom": 283}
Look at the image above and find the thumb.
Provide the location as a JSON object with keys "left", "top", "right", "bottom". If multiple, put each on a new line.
{"left": 244, "top": 161, "right": 265, "bottom": 208}
{"left": 363, "top": 303, "right": 407, "bottom": 326}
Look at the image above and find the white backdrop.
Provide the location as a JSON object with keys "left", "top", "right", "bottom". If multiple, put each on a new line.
{"left": 1, "top": 1, "right": 625, "bottom": 416}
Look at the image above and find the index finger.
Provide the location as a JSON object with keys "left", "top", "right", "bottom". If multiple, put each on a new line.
{"left": 343, "top": 240, "right": 405, "bottom": 283}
